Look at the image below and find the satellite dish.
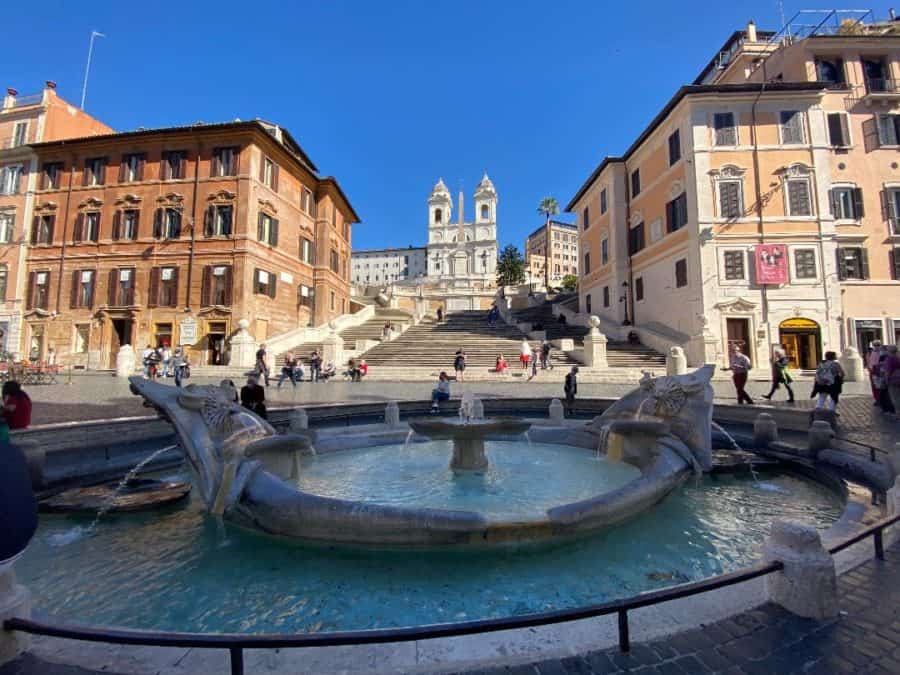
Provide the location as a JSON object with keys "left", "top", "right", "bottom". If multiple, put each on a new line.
{"left": 0, "top": 443, "right": 38, "bottom": 563}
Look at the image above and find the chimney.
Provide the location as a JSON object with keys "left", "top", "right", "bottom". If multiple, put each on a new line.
{"left": 746, "top": 20, "right": 757, "bottom": 42}
{"left": 3, "top": 88, "right": 16, "bottom": 110}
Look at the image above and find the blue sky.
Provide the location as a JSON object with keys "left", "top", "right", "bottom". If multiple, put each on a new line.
{"left": 3, "top": 1, "right": 893, "bottom": 250}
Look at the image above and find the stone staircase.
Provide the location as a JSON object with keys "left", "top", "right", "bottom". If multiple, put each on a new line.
{"left": 512, "top": 301, "right": 667, "bottom": 370}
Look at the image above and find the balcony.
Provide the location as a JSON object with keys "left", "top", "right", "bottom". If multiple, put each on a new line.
{"left": 8, "top": 93, "right": 43, "bottom": 108}
{"left": 862, "top": 78, "right": 900, "bottom": 102}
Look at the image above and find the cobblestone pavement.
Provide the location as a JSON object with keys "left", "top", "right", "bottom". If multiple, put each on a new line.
{"left": 17, "top": 372, "right": 880, "bottom": 427}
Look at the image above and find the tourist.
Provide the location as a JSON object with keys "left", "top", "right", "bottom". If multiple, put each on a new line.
{"left": 529, "top": 349, "right": 539, "bottom": 380}
{"left": 558, "top": 313, "right": 567, "bottom": 325}
{"left": 357, "top": 359, "right": 369, "bottom": 381}
{"left": 541, "top": 340, "right": 552, "bottom": 370}
{"left": 883, "top": 345, "right": 900, "bottom": 416}
{"left": 144, "top": 347, "right": 162, "bottom": 380}
{"left": 310, "top": 350, "right": 322, "bottom": 382}
{"left": 382, "top": 322, "right": 392, "bottom": 340}
{"left": 278, "top": 351, "right": 298, "bottom": 388}
{"left": 141, "top": 344, "right": 154, "bottom": 378}
{"left": 722, "top": 345, "right": 754, "bottom": 405}
{"left": 495, "top": 353, "right": 508, "bottom": 374}
{"left": 436, "top": 307, "right": 443, "bottom": 323}
{"left": 519, "top": 339, "right": 532, "bottom": 370}
{"left": 293, "top": 358, "right": 305, "bottom": 383}
{"left": 2, "top": 381, "right": 31, "bottom": 430}
{"left": 220, "top": 379, "right": 240, "bottom": 403}
{"left": 431, "top": 371, "right": 451, "bottom": 411}
{"left": 46, "top": 346, "right": 57, "bottom": 366}
{"left": 762, "top": 347, "right": 794, "bottom": 403}
{"left": 255, "top": 344, "right": 270, "bottom": 386}
{"left": 867, "top": 340, "right": 883, "bottom": 403}
{"left": 454, "top": 348, "right": 466, "bottom": 381}
{"left": 240, "top": 375, "right": 267, "bottom": 419}
{"left": 161, "top": 345, "right": 172, "bottom": 377}
{"left": 487, "top": 304, "right": 499, "bottom": 328}
{"left": 812, "top": 351, "right": 844, "bottom": 412}
{"left": 564, "top": 366, "right": 578, "bottom": 417}
{"left": 344, "top": 358, "right": 358, "bottom": 381}
{"left": 172, "top": 348, "right": 190, "bottom": 388}
{"left": 320, "top": 361, "right": 336, "bottom": 381}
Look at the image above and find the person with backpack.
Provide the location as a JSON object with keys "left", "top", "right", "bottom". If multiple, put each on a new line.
{"left": 883, "top": 345, "right": 900, "bottom": 417}
{"left": 564, "top": 366, "right": 579, "bottom": 417}
{"left": 871, "top": 346, "right": 894, "bottom": 415}
{"left": 454, "top": 348, "right": 467, "bottom": 381}
{"left": 721, "top": 344, "right": 754, "bottom": 405}
{"left": 867, "top": 341, "right": 883, "bottom": 403}
{"left": 540, "top": 340, "right": 553, "bottom": 370}
{"left": 812, "top": 351, "right": 845, "bottom": 412}
{"left": 762, "top": 346, "right": 794, "bottom": 403}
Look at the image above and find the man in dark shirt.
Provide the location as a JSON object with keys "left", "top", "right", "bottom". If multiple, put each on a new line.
{"left": 255, "top": 344, "right": 270, "bottom": 386}
{"left": 240, "top": 375, "right": 267, "bottom": 419}
{"left": 310, "top": 350, "right": 322, "bottom": 383}
{"left": 564, "top": 366, "right": 578, "bottom": 417}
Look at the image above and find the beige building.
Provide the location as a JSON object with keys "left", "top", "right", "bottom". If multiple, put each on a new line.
{"left": 525, "top": 220, "right": 579, "bottom": 285}
{"left": 568, "top": 11, "right": 900, "bottom": 370}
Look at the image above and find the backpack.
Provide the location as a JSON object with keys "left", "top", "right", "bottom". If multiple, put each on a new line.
{"left": 814, "top": 362, "right": 835, "bottom": 387}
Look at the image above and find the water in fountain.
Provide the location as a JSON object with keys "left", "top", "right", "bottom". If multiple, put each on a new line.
{"left": 595, "top": 425, "right": 611, "bottom": 460}
{"left": 523, "top": 430, "right": 532, "bottom": 448}
{"left": 403, "top": 430, "right": 414, "bottom": 449}
{"left": 710, "top": 422, "right": 781, "bottom": 491}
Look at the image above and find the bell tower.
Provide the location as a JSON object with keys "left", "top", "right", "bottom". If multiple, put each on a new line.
{"left": 428, "top": 178, "right": 452, "bottom": 232}
{"left": 474, "top": 172, "right": 497, "bottom": 234}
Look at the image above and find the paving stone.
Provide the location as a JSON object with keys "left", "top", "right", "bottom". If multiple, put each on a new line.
{"left": 559, "top": 656, "right": 593, "bottom": 675}
{"left": 693, "top": 647, "right": 735, "bottom": 671}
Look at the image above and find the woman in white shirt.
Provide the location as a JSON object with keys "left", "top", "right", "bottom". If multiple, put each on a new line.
{"left": 520, "top": 339, "right": 532, "bottom": 370}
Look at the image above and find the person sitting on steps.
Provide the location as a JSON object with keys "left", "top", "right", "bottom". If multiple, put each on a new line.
{"left": 431, "top": 372, "right": 451, "bottom": 411}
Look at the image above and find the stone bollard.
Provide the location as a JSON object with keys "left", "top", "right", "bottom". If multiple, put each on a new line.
{"left": 115, "top": 344, "right": 135, "bottom": 378}
{"left": 807, "top": 420, "right": 834, "bottom": 458}
{"left": 549, "top": 399, "right": 565, "bottom": 422}
{"left": 762, "top": 520, "right": 838, "bottom": 620}
{"left": 289, "top": 408, "right": 309, "bottom": 432}
{"left": 472, "top": 399, "right": 485, "bottom": 421}
{"left": 666, "top": 346, "right": 687, "bottom": 376}
{"left": 753, "top": 413, "right": 778, "bottom": 447}
{"left": 839, "top": 346, "right": 865, "bottom": 383}
{"left": 384, "top": 401, "right": 400, "bottom": 427}
{"left": 0, "top": 562, "right": 31, "bottom": 665}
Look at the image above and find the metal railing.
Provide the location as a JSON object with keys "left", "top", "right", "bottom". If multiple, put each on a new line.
{"left": 8, "top": 93, "right": 43, "bottom": 108}
{"left": 5, "top": 513, "right": 900, "bottom": 675}
{"left": 864, "top": 78, "right": 900, "bottom": 95}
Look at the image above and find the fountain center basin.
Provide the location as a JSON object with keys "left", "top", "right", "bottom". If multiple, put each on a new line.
{"left": 407, "top": 416, "right": 532, "bottom": 472}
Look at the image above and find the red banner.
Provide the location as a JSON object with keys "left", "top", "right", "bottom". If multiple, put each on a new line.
{"left": 754, "top": 244, "right": 788, "bottom": 284}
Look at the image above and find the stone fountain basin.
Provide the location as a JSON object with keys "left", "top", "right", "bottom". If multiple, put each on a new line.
{"left": 407, "top": 417, "right": 531, "bottom": 439}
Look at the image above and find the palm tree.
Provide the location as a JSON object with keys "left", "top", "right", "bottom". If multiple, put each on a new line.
{"left": 537, "top": 197, "right": 559, "bottom": 289}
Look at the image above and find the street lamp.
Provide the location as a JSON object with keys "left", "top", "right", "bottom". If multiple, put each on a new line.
{"left": 619, "top": 280, "right": 631, "bottom": 326}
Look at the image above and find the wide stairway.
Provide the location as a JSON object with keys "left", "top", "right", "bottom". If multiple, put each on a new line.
{"left": 512, "top": 301, "right": 667, "bottom": 369}
{"left": 358, "top": 311, "right": 579, "bottom": 369}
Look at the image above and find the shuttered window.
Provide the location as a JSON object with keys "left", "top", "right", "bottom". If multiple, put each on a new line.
{"left": 28, "top": 271, "right": 51, "bottom": 310}
{"left": 787, "top": 179, "right": 812, "bottom": 216}
{"left": 254, "top": 268, "right": 276, "bottom": 298}
{"left": 83, "top": 157, "right": 107, "bottom": 186}
{"left": 718, "top": 181, "right": 742, "bottom": 219}
{"left": 119, "top": 153, "right": 146, "bottom": 183}
{"left": 891, "top": 248, "right": 900, "bottom": 280}
{"left": 675, "top": 258, "right": 688, "bottom": 288}
{"left": 603, "top": 286, "right": 610, "bottom": 307}
{"left": 779, "top": 111, "right": 804, "bottom": 144}
{"left": 830, "top": 186, "right": 864, "bottom": 220}
{"left": 162, "top": 151, "right": 187, "bottom": 180}
{"left": 599, "top": 188, "right": 607, "bottom": 215}
{"left": 724, "top": 251, "right": 745, "bottom": 280}
{"left": 630, "top": 169, "right": 641, "bottom": 198}
{"left": 628, "top": 222, "right": 645, "bottom": 255}
{"left": 201, "top": 265, "right": 233, "bottom": 306}
{"left": 31, "top": 214, "right": 54, "bottom": 244}
{"left": 257, "top": 213, "right": 278, "bottom": 246}
{"left": 108, "top": 268, "right": 135, "bottom": 306}
{"left": 827, "top": 113, "right": 851, "bottom": 147}
{"left": 666, "top": 192, "right": 688, "bottom": 232}
{"left": 877, "top": 114, "right": 900, "bottom": 146}
{"left": 713, "top": 112, "right": 737, "bottom": 146}
{"left": 836, "top": 247, "right": 869, "bottom": 280}
{"left": 668, "top": 130, "right": 681, "bottom": 165}
{"left": 70, "top": 270, "right": 95, "bottom": 309}
{"left": 635, "top": 277, "right": 644, "bottom": 301}
{"left": 112, "top": 209, "right": 139, "bottom": 240}
{"left": 204, "top": 205, "right": 233, "bottom": 237}
{"left": 794, "top": 249, "right": 817, "bottom": 279}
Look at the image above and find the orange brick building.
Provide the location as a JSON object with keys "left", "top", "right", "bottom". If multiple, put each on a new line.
{"left": 27, "top": 119, "right": 358, "bottom": 368}
{"left": 0, "top": 81, "right": 112, "bottom": 356}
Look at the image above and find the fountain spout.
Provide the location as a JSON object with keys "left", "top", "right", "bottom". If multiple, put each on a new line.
{"left": 407, "top": 416, "right": 531, "bottom": 473}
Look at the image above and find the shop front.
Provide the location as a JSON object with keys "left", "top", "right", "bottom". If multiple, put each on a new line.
{"left": 778, "top": 318, "right": 821, "bottom": 370}
{"left": 852, "top": 318, "right": 885, "bottom": 354}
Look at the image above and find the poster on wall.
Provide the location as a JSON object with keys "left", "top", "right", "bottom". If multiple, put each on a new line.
{"left": 754, "top": 244, "right": 788, "bottom": 284}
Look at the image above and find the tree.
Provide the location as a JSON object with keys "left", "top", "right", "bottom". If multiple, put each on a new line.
{"left": 561, "top": 274, "right": 578, "bottom": 292}
{"left": 537, "top": 197, "right": 559, "bottom": 288}
{"left": 496, "top": 244, "right": 526, "bottom": 286}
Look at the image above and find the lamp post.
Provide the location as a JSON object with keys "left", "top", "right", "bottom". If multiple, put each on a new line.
{"left": 619, "top": 280, "right": 631, "bottom": 326}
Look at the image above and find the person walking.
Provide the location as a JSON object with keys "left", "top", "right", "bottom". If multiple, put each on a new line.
{"left": 293, "top": 358, "right": 305, "bottom": 383}
{"left": 161, "top": 345, "right": 173, "bottom": 377}
{"left": 436, "top": 307, "right": 443, "bottom": 323}
{"left": 564, "top": 366, "right": 579, "bottom": 417}
{"left": 255, "top": 344, "right": 270, "bottom": 386}
{"left": 722, "top": 345, "right": 754, "bottom": 404}
{"left": 812, "top": 351, "right": 845, "bottom": 413}
{"left": 357, "top": 359, "right": 369, "bottom": 381}
{"left": 310, "top": 350, "right": 322, "bottom": 382}
{"left": 762, "top": 347, "right": 794, "bottom": 403}
{"left": 454, "top": 349, "right": 467, "bottom": 381}
{"left": 520, "top": 339, "right": 532, "bottom": 371}
{"left": 172, "top": 348, "right": 189, "bottom": 388}
{"left": 431, "top": 371, "right": 451, "bottom": 411}
{"left": 529, "top": 348, "right": 539, "bottom": 380}
{"left": 278, "top": 351, "right": 298, "bottom": 388}
{"left": 141, "top": 344, "right": 154, "bottom": 378}
{"left": 240, "top": 375, "right": 267, "bottom": 419}
{"left": 487, "top": 304, "right": 499, "bottom": 328}
{"left": 867, "top": 341, "right": 883, "bottom": 404}
{"left": 2, "top": 381, "right": 31, "bottom": 430}
{"left": 540, "top": 340, "right": 552, "bottom": 370}
{"left": 883, "top": 345, "right": 900, "bottom": 417}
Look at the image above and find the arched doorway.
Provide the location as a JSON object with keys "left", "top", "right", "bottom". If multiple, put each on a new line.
{"left": 778, "top": 318, "right": 821, "bottom": 370}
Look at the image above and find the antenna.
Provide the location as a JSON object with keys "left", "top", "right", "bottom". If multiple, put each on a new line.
{"left": 80, "top": 30, "right": 106, "bottom": 110}
{"left": 777, "top": 1, "right": 789, "bottom": 38}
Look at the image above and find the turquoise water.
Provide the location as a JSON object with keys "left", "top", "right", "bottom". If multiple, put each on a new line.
{"left": 296, "top": 441, "right": 641, "bottom": 519}
{"left": 20, "top": 463, "right": 843, "bottom": 634}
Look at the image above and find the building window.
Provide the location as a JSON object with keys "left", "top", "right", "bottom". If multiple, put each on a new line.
{"left": 878, "top": 114, "right": 900, "bottom": 146}
{"left": 628, "top": 222, "right": 645, "bottom": 255}
{"left": 668, "top": 129, "right": 681, "bottom": 165}
{"left": 480, "top": 204, "right": 489, "bottom": 220}
{"left": 203, "top": 204, "right": 232, "bottom": 237}
{"left": 71, "top": 270, "right": 95, "bottom": 309}
{"left": 261, "top": 157, "right": 278, "bottom": 190}
{"left": 257, "top": 213, "right": 278, "bottom": 246}
{"left": 723, "top": 250, "right": 745, "bottom": 280}
{"left": 863, "top": 58, "right": 888, "bottom": 93}
{"left": 603, "top": 286, "right": 610, "bottom": 307}
{"left": 0, "top": 265, "right": 6, "bottom": 300}
{"left": 827, "top": 113, "right": 850, "bottom": 147}
{"left": 434, "top": 208, "right": 443, "bottom": 223}
{"left": 599, "top": 188, "right": 607, "bottom": 215}
{"left": 153, "top": 208, "right": 181, "bottom": 239}
{"left": 0, "top": 165, "right": 23, "bottom": 195}
{"left": 74, "top": 324, "right": 90, "bottom": 353}
{"left": 32, "top": 214, "right": 54, "bottom": 244}
{"left": 582, "top": 206, "right": 590, "bottom": 230}
{"left": 886, "top": 188, "right": 900, "bottom": 235}
{"left": 585, "top": 293, "right": 592, "bottom": 313}
{"left": 666, "top": 192, "right": 688, "bottom": 233}
{"left": 330, "top": 291, "right": 336, "bottom": 311}
{"left": 109, "top": 268, "right": 135, "bottom": 306}
{"left": 150, "top": 266, "right": 179, "bottom": 307}
{"left": 830, "top": 186, "right": 864, "bottom": 220}
{"left": 162, "top": 151, "right": 186, "bottom": 180}
{"left": 298, "top": 284, "right": 313, "bottom": 308}
{"left": 779, "top": 111, "right": 805, "bottom": 145}
{"left": 302, "top": 188, "right": 315, "bottom": 216}
{"left": 891, "top": 248, "right": 900, "bottom": 280}
{"left": 203, "top": 265, "right": 232, "bottom": 306}
{"left": 42, "top": 162, "right": 63, "bottom": 190}
{"left": 0, "top": 213, "right": 13, "bottom": 243}
{"left": 630, "top": 169, "right": 641, "bottom": 198}
{"left": 330, "top": 249, "right": 340, "bottom": 274}
{"left": 785, "top": 166, "right": 813, "bottom": 216}
{"left": 794, "top": 249, "right": 817, "bottom": 279}
{"left": 120, "top": 153, "right": 145, "bottom": 182}
{"left": 816, "top": 58, "right": 845, "bottom": 86}
{"left": 83, "top": 157, "right": 107, "bottom": 186}
{"left": 675, "top": 258, "right": 688, "bottom": 288}
{"left": 254, "top": 268, "right": 276, "bottom": 298}
{"left": 112, "top": 209, "right": 139, "bottom": 240}
{"left": 713, "top": 112, "right": 737, "bottom": 146}
{"left": 212, "top": 147, "right": 239, "bottom": 177}
{"left": 29, "top": 271, "right": 50, "bottom": 310}
{"left": 635, "top": 277, "right": 644, "bottom": 302}
{"left": 75, "top": 212, "right": 100, "bottom": 242}
{"left": 583, "top": 252, "right": 591, "bottom": 274}
{"left": 601, "top": 238, "right": 609, "bottom": 265}
{"left": 836, "top": 247, "right": 868, "bottom": 280}
{"left": 718, "top": 180, "right": 743, "bottom": 219}
{"left": 12, "top": 122, "right": 27, "bottom": 148}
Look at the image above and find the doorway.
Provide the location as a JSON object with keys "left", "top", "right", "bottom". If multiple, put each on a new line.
{"left": 854, "top": 319, "right": 883, "bottom": 354}
{"left": 28, "top": 325, "right": 45, "bottom": 363}
{"left": 725, "top": 318, "right": 752, "bottom": 365}
{"left": 155, "top": 323, "right": 172, "bottom": 349}
{"left": 778, "top": 318, "right": 821, "bottom": 370}
{"left": 207, "top": 321, "right": 227, "bottom": 365}
{"left": 109, "top": 319, "right": 132, "bottom": 368}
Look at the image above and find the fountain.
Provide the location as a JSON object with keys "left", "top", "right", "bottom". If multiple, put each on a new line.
{"left": 407, "top": 416, "right": 531, "bottom": 472}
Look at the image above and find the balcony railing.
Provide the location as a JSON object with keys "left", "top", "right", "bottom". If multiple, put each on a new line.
{"left": 8, "top": 93, "right": 43, "bottom": 108}
{"left": 864, "top": 78, "right": 900, "bottom": 96}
